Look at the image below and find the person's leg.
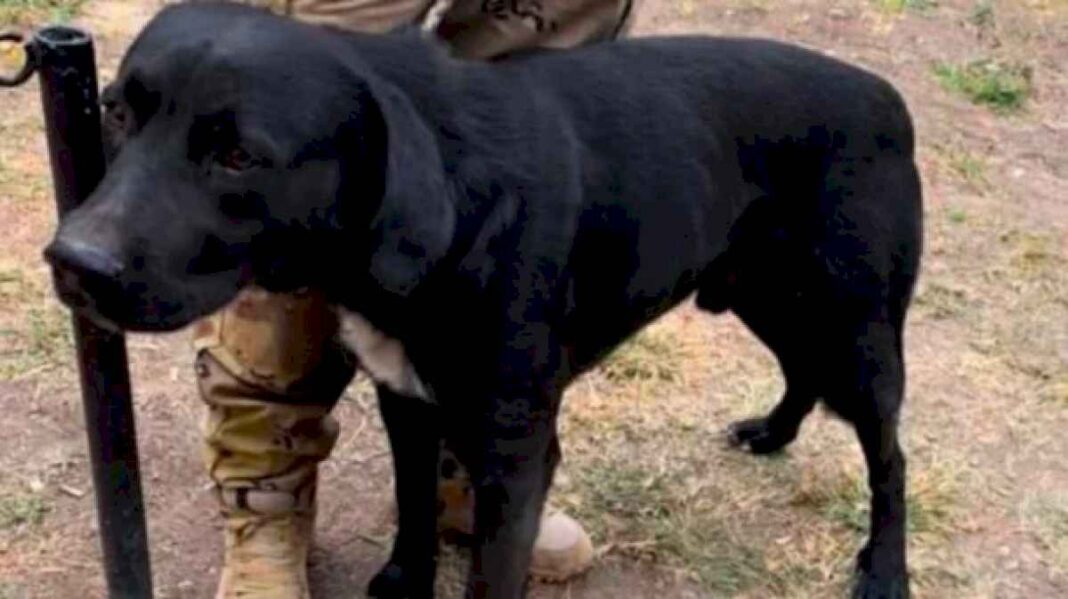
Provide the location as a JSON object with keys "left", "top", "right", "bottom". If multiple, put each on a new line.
{"left": 437, "top": 0, "right": 639, "bottom": 59}
{"left": 194, "top": 288, "right": 357, "bottom": 599}
{"left": 290, "top": 0, "right": 437, "bottom": 32}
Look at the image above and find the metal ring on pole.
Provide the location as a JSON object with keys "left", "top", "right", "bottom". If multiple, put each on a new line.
{"left": 0, "top": 31, "right": 37, "bottom": 87}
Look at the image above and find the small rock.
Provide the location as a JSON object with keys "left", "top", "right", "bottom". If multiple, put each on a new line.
{"left": 58, "top": 484, "right": 86, "bottom": 498}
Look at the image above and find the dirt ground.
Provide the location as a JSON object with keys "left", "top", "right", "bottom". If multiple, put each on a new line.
{"left": 0, "top": 0, "right": 1065, "bottom": 597}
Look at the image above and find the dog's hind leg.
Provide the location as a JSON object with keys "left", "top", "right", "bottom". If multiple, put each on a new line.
{"left": 796, "top": 156, "right": 920, "bottom": 597}
{"left": 823, "top": 318, "right": 909, "bottom": 598}
{"left": 730, "top": 287, "right": 910, "bottom": 596}
{"left": 724, "top": 306, "right": 820, "bottom": 454}
{"left": 699, "top": 249, "right": 822, "bottom": 454}
{"left": 719, "top": 152, "right": 919, "bottom": 596}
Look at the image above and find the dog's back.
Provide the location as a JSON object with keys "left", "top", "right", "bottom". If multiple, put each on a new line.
{"left": 360, "top": 35, "right": 922, "bottom": 364}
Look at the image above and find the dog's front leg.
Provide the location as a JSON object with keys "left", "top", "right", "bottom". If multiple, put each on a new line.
{"left": 465, "top": 393, "right": 561, "bottom": 599}
{"left": 369, "top": 386, "right": 442, "bottom": 599}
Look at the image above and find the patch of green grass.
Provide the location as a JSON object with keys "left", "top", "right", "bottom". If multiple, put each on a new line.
{"left": 792, "top": 467, "right": 958, "bottom": 537}
{"left": 0, "top": 582, "right": 26, "bottom": 599}
{"left": 877, "top": 0, "right": 937, "bottom": 13}
{"left": 0, "top": 493, "right": 49, "bottom": 530}
{"left": 947, "top": 208, "right": 968, "bottom": 224}
{"left": 933, "top": 59, "right": 1033, "bottom": 113}
{"left": 570, "top": 461, "right": 769, "bottom": 594}
{"left": 27, "top": 305, "right": 70, "bottom": 356}
{"left": 0, "top": 303, "right": 72, "bottom": 380}
{"left": 0, "top": 0, "right": 84, "bottom": 25}
{"left": 598, "top": 327, "right": 691, "bottom": 385}
{"left": 932, "top": 142, "right": 989, "bottom": 191}
{"left": 968, "top": 0, "right": 995, "bottom": 29}
{"left": 947, "top": 150, "right": 988, "bottom": 187}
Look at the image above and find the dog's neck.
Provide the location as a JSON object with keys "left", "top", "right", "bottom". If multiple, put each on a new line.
{"left": 335, "top": 41, "right": 539, "bottom": 305}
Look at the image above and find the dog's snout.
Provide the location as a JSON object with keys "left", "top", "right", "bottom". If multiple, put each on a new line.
{"left": 45, "top": 238, "right": 126, "bottom": 280}
{"left": 44, "top": 237, "right": 130, "bottom": 324}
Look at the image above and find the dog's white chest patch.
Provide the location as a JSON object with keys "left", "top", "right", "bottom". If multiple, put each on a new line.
{"left": 337, "top": 309, "right": 430, "bottom": 401}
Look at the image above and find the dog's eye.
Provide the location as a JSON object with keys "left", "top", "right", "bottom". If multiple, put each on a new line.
{"left": 103, "top": 102, "right": 134, "bottom": 136}
{"left": 105, "top": 104, "right": 126, "bottom": 125}
{"left": 215, "top": 147, "right": 255, "bottom": 173}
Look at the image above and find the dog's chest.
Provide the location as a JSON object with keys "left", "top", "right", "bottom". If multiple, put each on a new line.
{"left": 336, "top": 309, "right": 430, "bottom": 401}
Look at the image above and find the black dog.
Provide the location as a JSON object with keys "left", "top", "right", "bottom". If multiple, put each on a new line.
{"left": 44, "top": 3, "right": 922, "bottom": 598}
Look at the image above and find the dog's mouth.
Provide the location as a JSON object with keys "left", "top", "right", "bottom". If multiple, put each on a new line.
{"left": 46, "top": 261, "right": 192, "bottom": 333}
{"left": 50, "top": 271, "right": 148, "bottom": 333}
{"left": 68, "top": 304, "right": 124, "bottom": 334}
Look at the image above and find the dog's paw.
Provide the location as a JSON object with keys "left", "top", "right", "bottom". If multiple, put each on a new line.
{"left": 368, "top": 562, "right": 432, "bottom": 599}
{"left": 851, "top": 568, "right": 910, "bottom": 599}
{"left": 725, "top": 417, "right": 794, "bottom": 454}
{"left": 368, "top": 563, "right": 406, "bottom": 598}
{"left": 852, "top": 543, "right": 909, "bottom": 599}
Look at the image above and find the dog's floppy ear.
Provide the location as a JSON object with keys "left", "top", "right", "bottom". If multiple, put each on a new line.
{"left": 342, "top": 77, "right": 456, "bottom": 297}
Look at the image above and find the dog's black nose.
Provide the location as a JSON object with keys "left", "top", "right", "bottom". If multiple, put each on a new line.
{"left": 44, "top": 238, "right": 126, "bottom": 280}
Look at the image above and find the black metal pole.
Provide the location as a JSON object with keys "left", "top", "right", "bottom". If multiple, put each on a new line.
{"left": 18, "top": 26, "right": 153, "bottom": 598}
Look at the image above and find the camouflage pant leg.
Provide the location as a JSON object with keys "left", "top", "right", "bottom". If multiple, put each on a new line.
{"left": 254, "top": 0, "right": 638, "bottom": 57}
{"left": 192, "top": 288, "right": 353, "bottom": 489}
{"left": 438, "top": 0, "right": 638, "bottom": 59}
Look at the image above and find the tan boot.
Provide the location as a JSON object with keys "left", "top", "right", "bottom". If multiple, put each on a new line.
{"left": 528, "top": 511, "right": 595, "bottom": 583}
{"left": 436, "top": 449, "right": 595, "bottom": 582}
{"left": 214, "top": 469, "right": 319, "bottom": 599}
{"left": 199, "top": 353, "right": 342, "bottom": 599}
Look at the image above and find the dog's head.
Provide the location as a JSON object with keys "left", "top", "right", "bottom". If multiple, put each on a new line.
{"left": 44, "top": 3, "right": 453, "bottom": 331}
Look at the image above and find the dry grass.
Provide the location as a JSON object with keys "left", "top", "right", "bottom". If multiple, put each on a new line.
{"left": 790, "top": 463, "right": 960, "bottom": 538}
{"left": 940, "top": 145, "right": 989, "bottom": 191}
{"left": 0, "top": 583, "right": 26, "bottom": 599}
{"left": 570, "top": 458, "right": 768, "bottom": 593}
{"left": 0, "top": 43, "right": 73, "bottom": 383}
{"left": 599, "top": 325, "right": 696, "bottom": 386}
{"left": 0, "top": 0, "right": 85, "bottom": 25}
{"left": 0, "top": 263, "right": 72, "bottom": 381}
{"left": 876, "top": 0, "right": 936, "bottom": 14}
{"left": 554, "top": 313, "right": 777, "bottom": 594}
{"left": 550, "top": 173, "right": 1061, "bottom": 597}
{"left": 912, "top": 281, "right": 973, "bottom": 321}
{"left": 1021, "top": 492, "right": 1068, "bottom": 576}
